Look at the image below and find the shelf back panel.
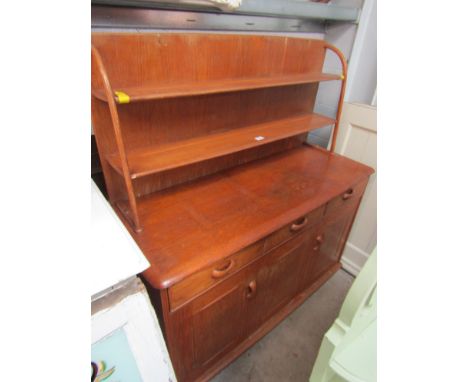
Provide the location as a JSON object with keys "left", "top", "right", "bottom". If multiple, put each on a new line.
{"left": 91, "top": 33, "right": 327, "bottom": 90}
{"left": 116, "top": 83, "right": 319, "bottom": 152}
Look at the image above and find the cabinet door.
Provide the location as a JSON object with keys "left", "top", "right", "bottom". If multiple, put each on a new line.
{"left": 169, "top": 267, "right": 254, "bottom": 380}
{"left": 244, "top": 230, "right": 313, "bottom": 336}
{"left": 189, "top": 282, "right": 246, "bottom": 368}
{"left": 301, "top": 208, "right": 356, "bottom": 289}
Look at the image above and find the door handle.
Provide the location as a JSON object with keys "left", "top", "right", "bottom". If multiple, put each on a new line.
{"left": 342, "top": 188, "right": 354, "bottom": 200}
{"left": 211, "top": 259, "right": 234, "bottom": 279}
{"left": 290, "top": 216, "right": 308, "bottom": 232}
{"left": 246, "top": 280, "right": 257, "bottom": 299}
{"left": 313, "top": 234, "right": 324, "bottom": 251}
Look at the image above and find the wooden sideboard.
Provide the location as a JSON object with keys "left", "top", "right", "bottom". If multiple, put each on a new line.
{"left": 91, "top": 33, "right": 374, "bottom": 381}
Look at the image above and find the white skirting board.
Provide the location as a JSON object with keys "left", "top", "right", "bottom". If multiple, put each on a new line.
{"left": 340, "top": 242, "right": 371, "bottom": 277}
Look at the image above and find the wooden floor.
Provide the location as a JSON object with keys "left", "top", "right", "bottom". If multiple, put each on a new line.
{"left": 210, "top": 269, "right": 354, "bottom": 382}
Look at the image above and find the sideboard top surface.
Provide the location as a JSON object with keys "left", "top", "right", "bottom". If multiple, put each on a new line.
{"left": 120, "top": 145, "right": 373, "bottom": 289}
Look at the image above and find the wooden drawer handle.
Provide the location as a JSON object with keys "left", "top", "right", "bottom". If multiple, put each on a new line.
{"left": 246, "top": 280, "right": 257, "bottom": 299}
{"left": 290, "top": 216, "right": 308, "bottom": 232}
{"left": 313, "top": 234, "right": 324, "bottom": 251}
{"left": 211, "top": 259, "right": 234, "bottom": 279}
{"left": 342, "top": 188, "right": 354, "bottom": 200}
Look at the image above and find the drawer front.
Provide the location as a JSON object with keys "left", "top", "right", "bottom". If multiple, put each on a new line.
{"left": 169, "top": 240, "right": 264, "bottom": 310}
{"left": 264, "top": 205, "right": 325, "bottom": 253}
{"left": 325, "top": 179, "right": 368, "bottom": 219}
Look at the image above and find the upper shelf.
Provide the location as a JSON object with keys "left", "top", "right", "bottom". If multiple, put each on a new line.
{"left": 92, "top": 72, "right": 342, "bottom": 104}
{"left": 106, "top": 112, "right": 335, "bottom": 179}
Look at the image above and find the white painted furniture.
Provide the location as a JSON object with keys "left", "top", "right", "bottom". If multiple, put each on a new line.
{"left": 91, "top": 180, "right": 149, "bottom": 297}
{"left": 310, "top": 249, "right": 377, "bottom": 382}
{"left": 91, "top": 180, "right": 176, "bottom": 381}
{"left": 92, "top": 278, "right": 176, "bottom": 382}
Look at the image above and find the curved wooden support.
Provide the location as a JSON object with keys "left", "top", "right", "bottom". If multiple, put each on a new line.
{"left": 323, "top": 43, "right": 348, "bottom": 153}
{"left": 91, "top": 46, "right": 142, "bottom": 232}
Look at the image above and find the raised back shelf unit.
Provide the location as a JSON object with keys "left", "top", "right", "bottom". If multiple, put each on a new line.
{"left": 91, "top": 33, "right": 347, "bottom": 232}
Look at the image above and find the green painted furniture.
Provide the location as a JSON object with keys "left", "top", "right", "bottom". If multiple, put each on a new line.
{"left": 310, "top": 249, "right": 376, "bottom": 382}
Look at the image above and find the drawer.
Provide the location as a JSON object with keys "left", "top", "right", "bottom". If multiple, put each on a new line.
{"left": 325, "top": 179, "right": 368, "bottom": 219}
{"left": 264, "top": 205, "right": 325, "bottom": 253}
{"left": 169, "top": 240, "right": 264, "bottom": 311}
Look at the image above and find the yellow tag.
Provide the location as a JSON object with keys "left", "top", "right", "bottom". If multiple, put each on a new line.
{"left": 114, "top": 91, "right": 130, "bottom": 104}
{"left": 340, "top": 74, "right": 345, "bottom": 80}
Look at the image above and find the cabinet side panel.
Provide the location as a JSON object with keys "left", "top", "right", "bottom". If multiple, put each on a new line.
{"left": 91, "top": 98, "right": 127, "bottom": 202}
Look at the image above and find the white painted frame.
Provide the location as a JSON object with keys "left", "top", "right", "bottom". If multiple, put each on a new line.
{"left": 92, "top": 285, "right": 176, "bottom": 382}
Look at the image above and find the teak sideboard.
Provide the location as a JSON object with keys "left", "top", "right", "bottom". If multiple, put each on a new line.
{"left": 91, "top": 33, "right": 374, "bottom": 382}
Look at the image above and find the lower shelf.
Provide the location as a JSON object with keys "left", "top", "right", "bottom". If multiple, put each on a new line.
{"left": 106, "top": 113, "right": 335, "bottom": 179}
